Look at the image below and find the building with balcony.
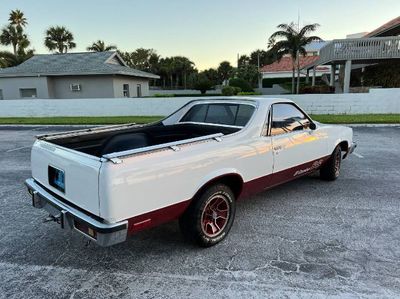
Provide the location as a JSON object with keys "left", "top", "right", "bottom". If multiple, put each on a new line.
{"left": 304, "top": 16, "right": 400, "bottom": 93}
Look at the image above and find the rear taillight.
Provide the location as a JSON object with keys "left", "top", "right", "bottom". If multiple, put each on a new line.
{"left": 74, "top": 220, "right": 97, "bottom": 239}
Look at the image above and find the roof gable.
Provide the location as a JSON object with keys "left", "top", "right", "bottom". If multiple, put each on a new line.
{"left": 105, "top": 52, "right": 128, "bottom": 66}
{"left": 365, "top": 16, "right": 400, "bottom": 37}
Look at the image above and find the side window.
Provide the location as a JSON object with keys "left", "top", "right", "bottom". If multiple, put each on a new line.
{"left": 271, "top": 103, "right": 311, "bottom": 136}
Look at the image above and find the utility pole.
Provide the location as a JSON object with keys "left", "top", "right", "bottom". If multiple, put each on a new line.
{"left": 257, "top": 52, "right": 262, "bottom": 89}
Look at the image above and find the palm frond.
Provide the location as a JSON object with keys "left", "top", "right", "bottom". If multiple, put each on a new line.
{"left": 299, "top": 23, "right": 320, "bottom": 37}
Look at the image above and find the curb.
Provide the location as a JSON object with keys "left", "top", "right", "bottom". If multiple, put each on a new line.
{"left": 345, "top": 124, "right": 400, "bottom": 127}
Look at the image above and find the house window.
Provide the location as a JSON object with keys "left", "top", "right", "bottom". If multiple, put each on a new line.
{"left": 123, "top": 84, "right": 130, "bottom": 97}
{"left": 137, "top": 84, "right": 142, "bottom": 97}
{"left": 0, "top": 89, "right": 3, "bottom": 100}
{"left": 70, "top": 83, "right": 82, "bottom": 92}
{"left": 20, "top": 88, "right": 37, "bottom": 98}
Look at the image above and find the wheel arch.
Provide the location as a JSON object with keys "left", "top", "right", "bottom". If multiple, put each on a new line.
{"left": 335, "top": 140, "right": 350, "bottom": 158}
{"left": 192, "top": 172, "right": 244, "bottom": 202}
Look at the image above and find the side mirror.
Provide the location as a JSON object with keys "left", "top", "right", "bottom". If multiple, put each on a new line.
{"left": 309, "top": 122, "right": 317, "bottom": 130}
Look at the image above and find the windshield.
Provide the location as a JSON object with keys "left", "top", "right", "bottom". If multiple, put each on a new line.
{"left": 180, "top": 103, "right": 255, "bottom": 127}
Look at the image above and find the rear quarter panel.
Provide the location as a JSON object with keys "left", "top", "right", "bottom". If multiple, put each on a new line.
{"left": 98, "top": 133, "right": 273, "bottom": 223}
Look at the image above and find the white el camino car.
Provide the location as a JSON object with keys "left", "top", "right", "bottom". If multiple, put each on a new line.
{"left": 25, "top": 98, "right": 356, "bottom": 247}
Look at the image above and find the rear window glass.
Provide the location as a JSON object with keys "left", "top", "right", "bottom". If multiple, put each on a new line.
{"left": 180, "top": 103, "right": 255, "bottom": 127}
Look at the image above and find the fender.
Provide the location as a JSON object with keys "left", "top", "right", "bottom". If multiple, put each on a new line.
{"left": 192, "top": 168, "right": 244, "bottom": 200}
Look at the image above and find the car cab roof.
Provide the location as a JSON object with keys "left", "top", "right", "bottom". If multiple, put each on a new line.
{"left": 188, "top": 97, "right": 293, "bottom": 108}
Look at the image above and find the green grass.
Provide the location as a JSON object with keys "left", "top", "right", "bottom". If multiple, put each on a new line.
{"left": 0, "top": 116, "right": 163, "bottom": 125}
{"left": 0, "top": 114, "right": 398, "bottom": 125}
{"left": 310, "top": 114, "right": 400, "bottom": 124}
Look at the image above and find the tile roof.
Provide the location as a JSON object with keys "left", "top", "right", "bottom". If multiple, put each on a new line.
{"left": 364, "top": 16, "right": 400, "bottom": 37}
{"left": 0, "top": 51, "right": 160, "bottom": 79}
{"left": 261, "top": 56, "right": 323, "bottom": 73}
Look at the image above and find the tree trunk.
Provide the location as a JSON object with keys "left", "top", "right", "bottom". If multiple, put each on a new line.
{"left": 184, "top": 72, "right": 187, "bottom": 89}
{"left": 12, "top": 43, "right": 17, "bottom": 56}
{"left": 291, "top": 67, "right": 295, "bottom": 94}
{"left": 296, "top": 51, "right": 301, "bottom": 94}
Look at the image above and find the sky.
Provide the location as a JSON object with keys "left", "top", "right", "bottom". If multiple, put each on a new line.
{"left": 1, "top": 0, "right": 399, "bottom": 70}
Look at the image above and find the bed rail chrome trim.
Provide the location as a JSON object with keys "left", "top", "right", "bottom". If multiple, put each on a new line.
{"left": 37, "top": 123, "right": 142, "bottom": 140}
{"left": 102, "top": 133, "right": 224, "bottom": 160}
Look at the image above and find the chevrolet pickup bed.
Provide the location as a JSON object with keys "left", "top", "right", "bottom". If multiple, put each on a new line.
{"left": 25, "top": 98, "right": 356, "bottom": 247}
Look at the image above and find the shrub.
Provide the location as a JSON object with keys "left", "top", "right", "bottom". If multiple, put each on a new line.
{"left": 363, "top": 62, "right": 400, "bottom": 88}
{"left": 194, "top": 76, "right": 214, "bottom": 94}
{"left": 173, "top": 93, "right": 222, "bottom": 97}
{"left": 222, "top": 86, "right": 241, "bottom": 96}
{"left": 237, "top": 91, "right": 262, "bottom": 96}
{"left": 229, "top": 78, "right": 253, "bottom": 92}
{"left": 152, "top": 93, "right": 175, "bottom": 97}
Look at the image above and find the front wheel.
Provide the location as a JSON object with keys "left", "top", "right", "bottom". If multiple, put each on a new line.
{"left": 179, "top": 184, "right": 236, "bottom": 247}
{"left": 320, "top": 145, "right": 342, "bottom": 181}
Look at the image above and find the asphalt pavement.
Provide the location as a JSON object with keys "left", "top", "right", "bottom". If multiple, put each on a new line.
{"left": 0, "top": 125, "right": 399, "bottom": 298}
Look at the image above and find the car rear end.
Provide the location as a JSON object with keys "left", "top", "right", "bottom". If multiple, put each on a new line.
{"left": 25, "top": 139, "right": 128, "bottom": 246}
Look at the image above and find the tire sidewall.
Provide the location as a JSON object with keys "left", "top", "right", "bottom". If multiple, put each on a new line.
{"left": 195, "top": 185, "right": 236, "bottom": 246}
{"left": 333, "top": 146, "right": 342, "bottom": 178}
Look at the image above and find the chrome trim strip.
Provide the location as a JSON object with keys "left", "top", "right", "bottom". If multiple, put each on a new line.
{"left": 102, "top": 133, "right": 224, "bottom": 160}
{"left": 37, "top": 123, "right": 142, "bottom": 140}
{"left": 178, "top": 121, "right": 244, "bottom": 129}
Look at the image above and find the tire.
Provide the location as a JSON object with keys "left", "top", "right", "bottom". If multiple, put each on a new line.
{"left": 179, "top": 184, "right": 236, "bottom": 247}
{"left": 320, "top": 145, "right": 342, "bottom": 181}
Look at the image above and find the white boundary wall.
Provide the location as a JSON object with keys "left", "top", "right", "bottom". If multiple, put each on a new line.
{"left": 0, "top": 89, "right": 399, "bottom": 117}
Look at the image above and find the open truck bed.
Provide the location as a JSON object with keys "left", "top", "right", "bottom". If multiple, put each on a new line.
{"left": 40, "top": 122, "right": 239, "bottom": 157}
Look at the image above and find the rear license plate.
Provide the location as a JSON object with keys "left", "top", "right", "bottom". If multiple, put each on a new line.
{"left": 48, "top": 165, "right": 65, "bottom": 192}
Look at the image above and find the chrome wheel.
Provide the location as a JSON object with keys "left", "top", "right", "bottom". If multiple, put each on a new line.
{"left": 201, "top": 194, "right": 230, "bottom": 238}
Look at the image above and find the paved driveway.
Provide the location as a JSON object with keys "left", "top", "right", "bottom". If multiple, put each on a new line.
{"left": 0, "top": 126, "right": 399, "bottom": 298}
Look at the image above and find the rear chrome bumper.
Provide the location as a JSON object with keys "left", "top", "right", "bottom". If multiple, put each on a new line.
{"left": 25, "top": 178, "right": 128, "bottom": 247}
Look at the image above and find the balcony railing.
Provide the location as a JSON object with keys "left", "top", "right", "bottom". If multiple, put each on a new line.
{"left": 318, "top": 36, "right": 400, "bottom": 65}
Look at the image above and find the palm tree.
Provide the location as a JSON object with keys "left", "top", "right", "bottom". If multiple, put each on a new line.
{"left": 0, "top": 24, "right": 28, "bottom": 55}
{"left": 217, "top": 61, "right": 234, "bottom": 85}
{"left": 268, "top": 23, "right": 322, "bottom": 94}
{"left": 44, "top": 26, "right": 76, "bottom": 53}
{"left": 87, "top": 40, "right": 117, "bottom": 52}
{"left": 9, "top": 10, "right": 27, "bottom": 28}
{"left": 0, "top": 49, "right": 33, "bottom": 68}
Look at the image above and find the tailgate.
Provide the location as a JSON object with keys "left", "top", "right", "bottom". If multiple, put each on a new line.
{"left": 31, "top": 140, "right": 102, "bottom": 216}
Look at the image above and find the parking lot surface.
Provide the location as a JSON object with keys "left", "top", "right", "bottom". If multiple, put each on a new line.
{"left": 0, "top": 125, "right": 399, "bottom": 298}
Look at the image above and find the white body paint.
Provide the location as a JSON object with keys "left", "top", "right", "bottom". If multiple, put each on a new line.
{"left": 29, "top": 98, "right": 354, "bottom": 224}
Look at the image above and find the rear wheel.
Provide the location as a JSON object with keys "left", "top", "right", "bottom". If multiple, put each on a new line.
{"left": 179, "top": 184, "right": 236, "bottom": 247}
{"left": 320, "top": 145, "right": 342, "bottom": 181}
